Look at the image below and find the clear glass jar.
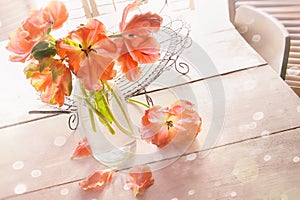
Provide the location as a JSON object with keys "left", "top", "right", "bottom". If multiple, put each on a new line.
{"left": 75, "top": 80, "right": 136, "bottom": 168}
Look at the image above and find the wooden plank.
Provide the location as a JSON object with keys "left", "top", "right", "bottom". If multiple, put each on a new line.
{"left": 7, "top": 128, "right": 300, "bottom": 200}
{"left": 0, "top": 115, "right": 102, "bottom": 199}
{"left": 81, "top": 0, "right": 93, "bottom": 18}
{"left": 1, "top": 65, "right": 300, "bottom": 198}
{"left": 191, "top": 29, "right": 266, "bottom": 73}
{"left": 286, "top": 27, "right": 300, "bottom": 34}
{"left": 286, "top": 74, "right": 300, "bottom": 82}
{"left": 289, "top": 58, "right": 300, "bottom": 64}
{"left": 258, "top": 6, "right": 300, "bottom": 14}
{"left": 291, "top": 86, "right": 300, "bottom": 96}
{"left": 271, "top": 12, "right": 300, "bottom": 20}
{"left": 236, "top": 1, "right": 300, "bottom": 7}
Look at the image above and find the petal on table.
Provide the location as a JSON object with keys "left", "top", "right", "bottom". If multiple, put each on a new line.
{"left": 71, "top": 137, "right": 92, "bottom": 159}
{"left": 125, "top": 165, "right": 154, "bottom": 196}
{"left": 79, "top": 169, "right": 115, "bottom": 191}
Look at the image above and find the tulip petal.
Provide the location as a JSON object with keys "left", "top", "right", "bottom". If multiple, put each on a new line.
{"left": 77, "top": 51, "right": 115, "bottom": 91}
{"left": 119, "top": 0, "right": 143, "bottom": 32}
{"left": 23, "top": 58, "right": 72, "bottom": 106}
{"left": 117, "top": 52, "right": 141, "bottom": 82}
{"left": 79, "top": 169, "right": 115, "bottom": 191}
{"left": 71, "top": 137, "right": 92, "bottom": 159}
{"left": 44, "top": 1, "right": 69, "bottom": 29}
{"left": 124, "top": 12, "right": 162, "bottom": 33}
{"left": 125, "top": 165, "right": 154, "bottom": 196}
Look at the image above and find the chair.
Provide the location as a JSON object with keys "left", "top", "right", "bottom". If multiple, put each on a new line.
{"left": 228, "top": 0, "right": 236, "bottom": 24}
{"left": 234, "top": 5, "right": 290, "bottom": 79}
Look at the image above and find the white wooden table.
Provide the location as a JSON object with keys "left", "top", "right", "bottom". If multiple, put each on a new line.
{"left": 1, "top": 0, "right": 300, "bottom": 199}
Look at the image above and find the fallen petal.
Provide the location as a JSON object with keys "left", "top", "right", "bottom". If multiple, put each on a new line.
{"left": 79, "top": 169, "right": 115, "bottom": 191}
{"left": 71, "top": 137, "right": 92, "bottom": 159}
{"left": 125, "top": 165, "right": 154, "bottom": 196}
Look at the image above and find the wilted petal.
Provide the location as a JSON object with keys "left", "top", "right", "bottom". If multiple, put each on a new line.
{"left": 127, "top": 36, "right": 160, "bottom": 64}
{"left": 6, "top": 29, "right": 37, "bottom": 62}
{"left": 119, "top": 0, "right": 143, "bottom": 32}
{"left": 117, "top": 52, "right": 140, "bottom": 82}
{"left": 71, "top": 137, "right": 92, "bottom": 159}
{"left": 125, "top": 12, "right": 162, "bottom": 33}
{"left": 57, "top": 40, "right": 84, "bottom": 74}
{"left": 125, "top": 165, "right": 154, "bottom": 196}
{"left": 117, "top": 5, "right": 162, "bottom": 82}
{"left": 23, "top": 58, "right": 72, "bottom": 106}
{"left": 170, "top": 100, "right": 194, "bottom": 114}
{"left": 79, "top": 169, "right": 115, "bottom": 191}
{"left": 44, "top": 0, "right": 69, "bottom": 29}
{"left": 77, "top": 51, "right": 115, "bottom": 91}
{"left": 22, "top": 9, "right": 49, "bottom": 38}
{"left": 85, "top": 18, "right": 106, "bottom": 35}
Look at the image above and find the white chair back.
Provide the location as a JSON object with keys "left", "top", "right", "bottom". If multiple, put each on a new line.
{"left": 234, "top": 5, "right": 290, "bottom": 79}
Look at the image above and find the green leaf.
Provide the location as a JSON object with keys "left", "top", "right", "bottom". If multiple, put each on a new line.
{"left": 39, "top": 58, "right": 52, "bottom": 72}
{"left": 24, "top": 62, "right": 39, "bottom": 79}
{"left": 32, "top": 41, "right": 57, "bottom": 60}
{"left": 94, "top": 90, "right": 114, "bottom": 124}
{"left": 51, "top": 66, "right": 62, "bottom": 82}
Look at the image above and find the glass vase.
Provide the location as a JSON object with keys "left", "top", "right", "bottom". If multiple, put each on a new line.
{"left": 74, "top": 80, "right": 137, "bottom": 168}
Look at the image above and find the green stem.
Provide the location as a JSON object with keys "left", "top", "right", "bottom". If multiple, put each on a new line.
{"left": 99, "top": 86, "right": 132, "bottom": 135}
{"left": 127, "top": 98, "right": 150, "bottom": 108}
{"left": 83, "top": 96, "right": 116, "bottom": 135}
{"left": 79, "top": 83, "right": 116, "bottom": 135}
{"left": 88, "top": 108, "right": 96, "bottom": 132}
{"left": 104, "top": 82, "right": 134, "bottom": 136}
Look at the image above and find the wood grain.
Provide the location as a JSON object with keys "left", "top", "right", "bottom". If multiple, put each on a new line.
{"left": 1, "top": 65, "right": 300, "bottom": 199}
{"left": 6, "top": 126, "right": 300, "bottom": 200}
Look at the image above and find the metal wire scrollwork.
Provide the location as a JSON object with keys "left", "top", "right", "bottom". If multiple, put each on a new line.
{"left": 28, "top": 96, "right": 79, "bottom": 131}
{"left": 68, "top": 112, "right": 79, "bottom": 130}
{"left": 175, "top": 61, "right": 190, "bottom": 75}
{"left": 143, "top": 89, "right": 154, "bottom": 107}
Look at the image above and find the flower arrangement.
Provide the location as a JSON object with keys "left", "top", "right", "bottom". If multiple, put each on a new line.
{"left": 6, "top": 0, "right": 161, "bottom": 106}
{"left": 6, "top": 0, "right": 202, "bottom": 196}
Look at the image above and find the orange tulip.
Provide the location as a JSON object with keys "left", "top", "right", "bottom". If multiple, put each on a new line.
{"left": 140, "top": 100, "right": 202, "bottom": 148}
{"left": 6, "top": 1, "right": 69, "bottom": 62}
{"left": 114, "top": 1, "right": 163, "bottom": 81}
{"left": 23, "top": 58, "right": 72, "bottom": 107}
{"left": 57, "top": 19, "right": 117, "bottom": 91}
